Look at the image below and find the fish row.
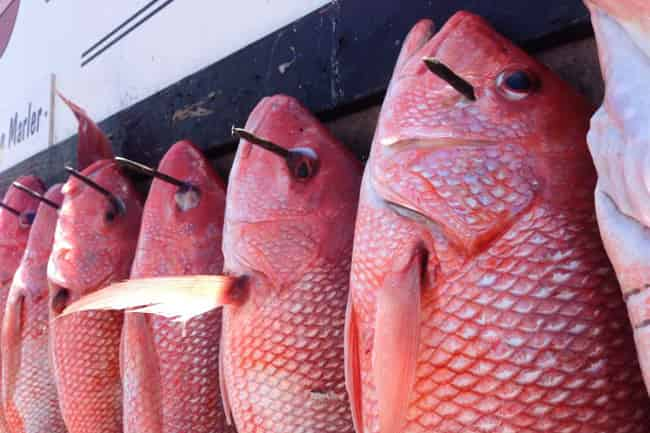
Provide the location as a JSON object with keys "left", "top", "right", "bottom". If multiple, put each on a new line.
{"left": 0, "top": 6, "right": 649, "bottom": 433}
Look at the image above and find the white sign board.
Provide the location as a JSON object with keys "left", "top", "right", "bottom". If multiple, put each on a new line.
{"left": 0, "top": 74, "right": 53, "bottom": 172}
{"left": 0, "top": 0, "right": 331, "bottom": 167}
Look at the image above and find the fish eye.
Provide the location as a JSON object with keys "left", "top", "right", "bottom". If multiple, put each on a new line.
{"left": 497, "top": 69, "right": 538, "bottom": 100}
{"left": 288, "top": 148, "right": 319, "bottom": 181}
{"left": 105, "top": 210, "right": 116, "bottom": 222}
{"left": 19, "top": 212, "right": 36, "bottom": 228}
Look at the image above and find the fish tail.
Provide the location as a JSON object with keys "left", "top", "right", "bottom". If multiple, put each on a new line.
{"left": 60, "top": 275, "right": 244, "bottom": 323}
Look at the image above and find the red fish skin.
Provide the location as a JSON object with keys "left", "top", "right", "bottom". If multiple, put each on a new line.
{"left": 1, "top": 184, "right": 67, "bottom": 433}
{"left": 346, "top": 11, "right": 650, "bottom": 433}
{"left": 48, "top": 160, "right": 142, "bottom": 433}
{"left": 0, "top": 176, "right": 45, "bottom": 433}
{"left": 122, "top": 140, "right": 234, "bottom": 433}
{"left": 58, "top": 94, "right": 113, "bottom": 171}
{"left": 221, "top": 95, "right": 361, "bottom": 433}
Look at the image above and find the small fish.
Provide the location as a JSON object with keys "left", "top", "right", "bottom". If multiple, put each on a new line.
{"left": 64, "top": 95, "right": 362, "bottom": 433}
{"left": 345, "top": 11, "right": 650, "bottom": 433}
{"left": 48, "top": 98, "right": 143, "bottom": 433}
{"left": 1, "top": 184, "right": 67, "bottom": 433}
{"left": 119, "top": 140, "right": 233, "bottom": 433}
{"left": 0, "top": 176, "right": 44, "bottom": 433}
{"left": 583, "top": 0, "right": 650, "bottom": 391}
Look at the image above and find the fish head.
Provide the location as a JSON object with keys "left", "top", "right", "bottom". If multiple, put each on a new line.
{"left": 226, "top": 95, "right": 361, "bottom": 289}
{"left": 0, "top": 175, "right": 45, "bottom": 283}
{"left": 370, "top": 12, "right": 593, "bottom": 253}
{"left": 48, "top": 160, "right": 142, "bottom": 314}
{"left": 132, "top": 140, "right": 227, "bottom": 276}
{"left": 13, "top": 183, "right": 63, "bottom": 301}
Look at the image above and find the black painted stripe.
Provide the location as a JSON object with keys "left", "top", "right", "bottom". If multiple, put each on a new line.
{"left": 81, "top": 0, "right": 175, "bottom": 67}
{"left": 82, "top": 0, "right": 161, "bottom": 58}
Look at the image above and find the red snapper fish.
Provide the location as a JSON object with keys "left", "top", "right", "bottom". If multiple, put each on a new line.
{"left": 1, "top": 184, "right": 67, "bottom": 433}
{"left": 64, "top": 95, "right": 361, "bottom": 433}
{"left": 583, "top": 0, "right": 650, "bottom": 392}
{"left": 345, "top": 11, "right": 650, "bottom": 433}
{"left": 0, "top": 176, "right": 45, "bottom": 433}
{"left": 118, "top": 140, "right": 233, "bottom": 433}
{"left": 48, "top": 97, "right": 143, "bottom": 433}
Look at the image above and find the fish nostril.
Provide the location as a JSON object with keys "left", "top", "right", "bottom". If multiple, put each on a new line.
{"left": 51, "top": 288, "right": 71, "bottom": 316}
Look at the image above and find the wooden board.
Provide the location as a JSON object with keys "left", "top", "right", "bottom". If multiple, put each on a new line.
{"left": 0, "top": 0, "right": 592, "bottom": 192}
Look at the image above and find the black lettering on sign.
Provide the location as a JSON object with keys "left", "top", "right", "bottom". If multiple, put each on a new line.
{"left": 3, "top": 102, "right": 47, "bottom": 147}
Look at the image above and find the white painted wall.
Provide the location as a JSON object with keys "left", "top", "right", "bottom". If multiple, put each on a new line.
{"left": 0, "top": 0, "right": 331, "bottom": 165}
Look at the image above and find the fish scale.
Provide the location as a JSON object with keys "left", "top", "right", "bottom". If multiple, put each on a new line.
{"left": 346, "top": 11, "right": 650, "bottom": 433}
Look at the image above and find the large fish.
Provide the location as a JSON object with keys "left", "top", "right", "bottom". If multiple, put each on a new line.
{"left": 48, "top": 97, "right": 143, "bottom": 433}
{"left": 0, "top": 176, "right": 44, "bottom": 433}
{"left": 119, "top": 140, "right": 232, "bottom": 433}
{"left": 345, "top": 11, "right": 650, "bottom": 433}
{"left": 64, "top": 95, "right": 361, "bottom": 433}
{"left": 583, "top": 0, "right": 650, "bottom": 392}
{"left": 1, "top": 184, "right": 67, "bottom": 433}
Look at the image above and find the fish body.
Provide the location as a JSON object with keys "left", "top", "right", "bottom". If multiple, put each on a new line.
{"left": 48, "top": 98, "right": 142, "bottom": 433}
{"left": 345, "top": 12, "right": 650, "bottom": 433}
{"left": 1, "top": 184, "right": 67, "bottom": 433}
{"left": 583, "top": 0, "right": 650, "bottom": 391}
{"left": 0, "top": 176, "right": 45, "bottom": 433}
{"left": 220, "top": 95, "right": 361, "bottom": 433}
{"left": 122, "top": 140, "right": 232, "bottom": 433}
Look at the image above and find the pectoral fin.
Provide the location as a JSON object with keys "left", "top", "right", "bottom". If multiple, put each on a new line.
{"left": 60, "top": 275, "right": 244, "bottom": 323}
{"left": 373, "top": 247, "right": 423, "bottom": 433}
{"left": 344, "top": 291, "right": 363, "bottom": 433}
{"left": 1, "top": 292, "right": 23, "bottom": 408}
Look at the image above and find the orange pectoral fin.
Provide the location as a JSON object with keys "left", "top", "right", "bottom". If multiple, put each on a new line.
{"left": 344, "top": 291, "right": 363, "bottom": 433}
{"left": 373, "top": 247, "right": 424, "bottom": 433}
{"left": 1, "top": 292, "right": 23, "bottom": 409}
{"left": 60, "top": 275, "right": 245, "bottom": 323}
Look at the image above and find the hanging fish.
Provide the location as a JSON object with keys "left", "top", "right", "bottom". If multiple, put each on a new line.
{"left": 0, "top": 176, "right": 44, "bottom": 433}
{"left": 48, "top": 97, "right": 143, "bottom": 433}
{"left": 583, "top": 0, "right": 650, "bottom": 392}
{"left": 344, "top": 11, "right": 650, "bottom": 433}
{"left": 1, "top": 184, "right": 67, "bottom": 433}
{"left": 116, "top": 140, "right": 233, "bottom": 433}
{"left": 63, "top": 95, "right": 361, "bottom": 433}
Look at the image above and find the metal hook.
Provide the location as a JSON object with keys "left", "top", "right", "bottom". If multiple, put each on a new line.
{"left": 13, "top": 182, "right": 60, "bottom": 210}
{"left": 423, "top": 57, "right": 476, "bottom": 101}
{"left": 64, "top": 166, "right": 124, "bottom": 217}
{"left": 0, "top": 202, "right": 20, "bottom": 217}
{"left": 114, "top": 157, "right": 199, "bottom": 194}
{"left": 232, "top": 127, "right": 290, "bottom": 159}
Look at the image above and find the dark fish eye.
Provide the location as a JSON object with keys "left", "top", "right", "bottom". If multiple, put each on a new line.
{"left": 105, "top": 210, "right": 116, "bottom": 222}
{"left": 288, "top": 148, "right": 319, "bottom": 181}
{"left": 19, "top": 212, "right": 36, "bottom": 228}
{"left": 497, "top": 69, "right": 538, "bottom": 100}
{"left": 51, "top": 288, "right": 71, "bottom": 315}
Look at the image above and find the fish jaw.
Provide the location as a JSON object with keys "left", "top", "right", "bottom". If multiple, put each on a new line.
{"left": 47, "top": 159, "right": 142, "bottom": 301}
